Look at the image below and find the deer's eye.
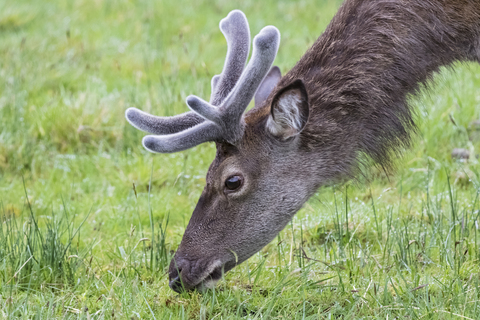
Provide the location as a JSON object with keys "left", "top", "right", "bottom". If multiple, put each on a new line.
{"left": 225, "top": 175, "right": 243, "bottom": 191}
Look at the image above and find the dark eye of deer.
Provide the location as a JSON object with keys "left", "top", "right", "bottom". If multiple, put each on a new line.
{"left": 225, "top": 176, "right": 242, "bottom": 191}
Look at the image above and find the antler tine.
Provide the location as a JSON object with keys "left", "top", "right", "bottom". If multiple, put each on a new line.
{"left": 211, "top": 75, "right": 221, "bottom": 95}
{"left": 142, "top": 121, "right": 223, "bottom": 153}
{"left": 125, "top": 108, "right": 203, "bottom": 135}
{"left": 143, "top": 25, "right": 280, "bottom": 153}
{"left": 125, "top": 10, "right": 250, "bottom": 136}
{"left": 210, "top": 10, "right": 251, "bottom": 106}
{"left": 222, "top": 26, "right": 280, "bottom": 123}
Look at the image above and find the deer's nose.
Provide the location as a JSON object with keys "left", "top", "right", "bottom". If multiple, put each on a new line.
{"left": 169, "top": 275, "right": 183, "bottom": 293}
{"left": 168, "top": 257, "right": 190, "bottom": 293}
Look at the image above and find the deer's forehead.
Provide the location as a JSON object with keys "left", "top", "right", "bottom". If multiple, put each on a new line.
{"left": 207, "top": 143, "right": 265, "bottom": 181}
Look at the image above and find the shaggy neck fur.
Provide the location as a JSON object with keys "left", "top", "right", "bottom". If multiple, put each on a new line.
{"left": 249, "top": 0, "right": 480, "bottom": 181}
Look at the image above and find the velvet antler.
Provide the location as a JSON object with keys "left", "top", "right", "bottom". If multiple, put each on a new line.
{"left": 125, "top": 10, "right": 280, "bottom": 153}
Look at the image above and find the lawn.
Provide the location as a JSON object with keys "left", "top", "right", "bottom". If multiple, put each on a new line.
{"left": 1, "top": 0, "right": 480, "bottom": 318}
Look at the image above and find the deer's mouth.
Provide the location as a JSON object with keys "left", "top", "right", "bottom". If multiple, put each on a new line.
{"left": 169, "top": 259, "right": 223, "bottom": 293}
{"left": 169, "top": 258, "right": 238, "bottom": 293}
{"left": 193, "top": 265, "right": 224, "bottom": 291}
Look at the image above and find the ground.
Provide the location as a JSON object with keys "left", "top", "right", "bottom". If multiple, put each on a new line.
{"left": 1, "top": 0, "right": 480, "bottom": 318}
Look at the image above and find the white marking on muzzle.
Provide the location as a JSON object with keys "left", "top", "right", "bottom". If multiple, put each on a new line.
{"left": 194, "top": 259, "right": 223, "bottom": 289}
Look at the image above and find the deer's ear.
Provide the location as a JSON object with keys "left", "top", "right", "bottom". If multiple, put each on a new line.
{"left": 254, "top": 66, "right": 281, "bottom": 108}
{"left": 266, "top": 79, "right": 309, "bottom": 140}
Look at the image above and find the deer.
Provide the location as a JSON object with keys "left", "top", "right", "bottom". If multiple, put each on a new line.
{"left": 125, "top": 0, "right": 480, "bottom": 292}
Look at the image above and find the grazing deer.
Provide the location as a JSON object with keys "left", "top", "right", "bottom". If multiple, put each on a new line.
{"left": 126, "top": 1, "right": 480, "bottom": 292}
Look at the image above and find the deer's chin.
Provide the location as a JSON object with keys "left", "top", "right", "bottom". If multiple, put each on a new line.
{"left": 192, "top": 276, "right": 221, "bottom": 293}
{"left": 193, "top": 264, "right": 224, "bottom": 292}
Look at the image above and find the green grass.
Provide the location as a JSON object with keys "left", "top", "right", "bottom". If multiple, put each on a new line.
{"left": 1, "top": 0, "right": 480, "bottom": 318}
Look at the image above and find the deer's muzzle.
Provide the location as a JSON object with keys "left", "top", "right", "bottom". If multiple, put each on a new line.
{"left": 168, "top": 255, "right": 227, "bottom": 293}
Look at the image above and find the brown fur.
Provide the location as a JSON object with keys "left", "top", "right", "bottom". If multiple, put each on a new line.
{"left": 250, "top": 0, "right": 480, "bottom": 173}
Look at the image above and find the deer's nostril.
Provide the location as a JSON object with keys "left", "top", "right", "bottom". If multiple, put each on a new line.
{"left": 169, "top": 275, "right": 184, "bottom": 293}
{"left": 169, "top": 257, "right": 188, "bottom": 292}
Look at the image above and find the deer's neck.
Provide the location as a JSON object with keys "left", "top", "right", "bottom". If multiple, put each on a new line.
{"left": 282, "top": 0, "right": 479, "bottom": 175}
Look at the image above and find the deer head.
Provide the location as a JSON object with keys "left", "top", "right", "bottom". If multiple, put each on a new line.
{"left": 126, "top": 10, "right": 311, "bottom": 292}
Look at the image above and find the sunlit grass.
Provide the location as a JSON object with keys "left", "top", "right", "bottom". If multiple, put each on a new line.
{"left": 1, "top": 0, "right": 480, "bottom": 318}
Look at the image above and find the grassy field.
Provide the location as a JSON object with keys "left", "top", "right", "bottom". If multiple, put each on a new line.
{"left": 1, "top": 0, "right": 480, "bottom": 318}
